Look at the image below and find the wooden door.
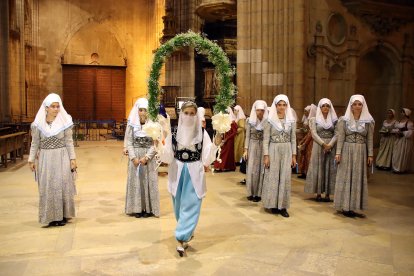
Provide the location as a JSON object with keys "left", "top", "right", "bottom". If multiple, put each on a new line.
{"left": 62, "top": 65, "right": 126, "bottom": 121}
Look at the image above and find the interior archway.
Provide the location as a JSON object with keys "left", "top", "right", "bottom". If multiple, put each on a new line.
{"left": 356, "top": 47, "right": 402, "bottom": 147}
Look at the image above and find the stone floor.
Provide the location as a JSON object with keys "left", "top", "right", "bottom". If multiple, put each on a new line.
{"left": 0, "top": 141, "right": 413, "bottom": 276}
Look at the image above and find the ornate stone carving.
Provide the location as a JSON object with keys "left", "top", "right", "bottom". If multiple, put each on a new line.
{"left": 341, "top": 0, "right": 414, "bottom": 36}
{"left": 327, "top": 13, "right": 347, "bottom": 46}
{"left": 325, "top": 55, "right": 346, "bottom": 71}
{"left": 196, "top": 0, "right": 236, "bottom": 22}
{"left": 316, "top": 20, "right": 323, "bottom": 34}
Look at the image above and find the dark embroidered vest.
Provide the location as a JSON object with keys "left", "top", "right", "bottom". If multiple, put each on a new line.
{"left": 172, "top": 126, "right": 204, "bottom": 162}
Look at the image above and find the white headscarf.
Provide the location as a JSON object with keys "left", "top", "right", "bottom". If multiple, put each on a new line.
{"left": 176, "top": 102, "right": 202, "bottom": 148}
{"left": 249, "top": 100, "right": 269, "bottom": 130}
{"left": 127, "top": 98, "right": 148, "bottom": 137}
{"left": 343, "top": 94, "right": 374, "bottom": 132}
{"left": 226, "top": 106, "right": 236, "bottom": 122}
{"left": 302, "top": 105, "right": 311, "bottom": 125}
{"left": 268, "top": 94, "right": 296, "bottom": 131}
{"left": 402, "top": 108, "right": 412, "bottom": 117}
{"left": 197, "top": 107, "right": 206, "bottom": 122}
{"left": 234, "top": 105, "right": 246, "bottom": 123}
{"left": 32, "top": 93, "right": 73, "bottom": 137}
{"left": 315, "top": 98, "right": 338, "bottom": 129}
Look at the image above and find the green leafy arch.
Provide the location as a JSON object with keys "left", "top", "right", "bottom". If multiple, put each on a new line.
{"left": 147, "top": 31, "right": 236, "bottom": 121}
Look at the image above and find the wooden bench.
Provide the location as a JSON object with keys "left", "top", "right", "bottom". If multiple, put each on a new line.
{"left": 0, "top": 132, "right": 27, "bottom": 168}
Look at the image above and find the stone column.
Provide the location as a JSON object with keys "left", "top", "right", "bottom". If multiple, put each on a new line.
{"left": 237, "top": 0, "right": 306, "bottom": 112}
{"left": 0, "top": 1, "right": 10, "bottom": 121}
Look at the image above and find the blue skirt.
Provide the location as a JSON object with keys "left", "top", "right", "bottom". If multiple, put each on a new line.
{"left": 173, "top": 164, "right": 202, "bottom": 242}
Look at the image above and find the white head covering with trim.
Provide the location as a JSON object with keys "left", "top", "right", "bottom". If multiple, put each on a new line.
{"left": 315, "top": 98, "right": 338, "bottom": 129}
{"left": 302, "top": 105, "right": 311, "bottom": 125}
{"left": 197, "top": 107, "right": 206, "bottom": 122}
{"left": 177, "top": 101, "right": 202, "bottom": 148}
{"left": 343, "top": 94, "right": 374, "bottom": 132}
{"left": 249, "top": 100, "right": 269, "bottom": 130}
{"left": 402, "top": 108, "right": 412, "bottom": 117}
{"left": 268, "top": 94, "right": 296, "bottom": 131}
{"left": 32, "top": 93, "right": 73, "bottom": 137}
{"left": 226, "top": 106, "right": 236, "bottom": 122}
{"left": 127, "top": 97, "right": 148, "bottom": 137}
{"left": 234, "top": 105, "right": 246, "bottom": 123}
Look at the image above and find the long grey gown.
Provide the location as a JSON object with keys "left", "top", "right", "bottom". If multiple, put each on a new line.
{"left": 304, "top": 118, "right": 337, "bottom": 195}
{"left": 334, "top": 118, "right": 374, "bottom": 211}
{"left": 244, "top": 118, "right": 266, "bottom": 198}
{"left": 261, "top": 120, "right": 296, "bottom": 209}
{"left": 28, "top": 125, "right": 76, "bottom": 224}
{"left": 125, "top": 126, "right": 159, "bottom": 217}
{"left": 375, "top": 120, "right": 396, "bottom": 169}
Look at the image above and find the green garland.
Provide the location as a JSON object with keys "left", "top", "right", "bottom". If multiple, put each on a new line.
{"left": 147, "top": 31, "right": 236, "bottom": 121}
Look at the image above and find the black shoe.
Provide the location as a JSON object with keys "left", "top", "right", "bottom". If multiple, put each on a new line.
{"left": 57, "top": 220, "right": 66, "bottom": 226}
{"left": 252, "top": 196, "right": 261, "bottom": 202}
{"left": 134, "top": 213, "right": 142, "bottom": 218}
{"left": 142, "top": 212, "right": 150, "bottom": 218}
{"left": 343, "top": 211, "right": 355, "bottom": 218}
{"left": 271, "top": 208, "right": 280, "bottom": 214}
{"left": 316, "top": 195, "right": 322, "bottom": 202}
{"left": 323, "top": 197, "right": 331, "bottom": 202}
{"left": 240, "top": 179, "right": 246, "bottom": 185}
{"left": 280, "top": 209, "right": 290, "bottom": 218}
{"left": 247, "top": 196, "right": 254, "bottom": 201}
{"left": 354, "top": 212, "right": 366, "bottom": 218}
{"left": 62, "top": 217, "right": 68, "bottom": 223}
{"left": 48, "top": 221, "right": 59, "bottom": 227}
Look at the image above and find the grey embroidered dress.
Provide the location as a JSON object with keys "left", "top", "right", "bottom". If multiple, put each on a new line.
{"left": 245, "top": 118, "right": 266, "bottom": 197}
{"left": 334, "top": 118, "right": 374, "bottom": 211}
{"left": 375, "top": 120, "right": 396, "bottom": 169}
{"left": 28, "top": 125, "right": 76, "bottom": 224}
{"left": 262, "top": 120, "right": 297, "bottom": 209}
{"left": 125, "top": 126, "right": 159, "bottom": 216}
{"left": 391, "top": 120, "right": 414, "bottom": 173}
{"left": 304, "top": 117, "right": 337, "bottom": 195}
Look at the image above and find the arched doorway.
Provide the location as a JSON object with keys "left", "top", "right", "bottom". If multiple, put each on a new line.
{"left": 356, "top": 47, "right": 402, "bottom": 147}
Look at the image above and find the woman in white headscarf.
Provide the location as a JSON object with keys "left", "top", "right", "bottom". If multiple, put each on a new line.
{"left": 391, "top": 108, "right": 413, "bottom": 173}
{"left": 125, "top": 98, "right": 159, "bottom": 218}
{"left": 262, "top": 94, "right": 297, "bottom": 218}
{"left": 213, "top": 106, "right": 238, "bottom": 172}
{"left": 297, "top": 104, "right": 317, "bottom": 179}
{"left": 28, "top": 93, "right": 76, "bottom": 227}
{"left": 375, "top": 109, "right": 397, "bottom": 170}
{"left": 334, "top": 94, "right": 374, "bottom": 218}
{"left": 160, "top": 101, "right": 222, "bottom": 256}
{"left": 243, "top": 100, "right": 268, "bottom": 202}
{"left": 304, "top": 98, "right": 338, "bottom": 202}
{"left": 234, "top": 105, "right": 247, "bottom": 164}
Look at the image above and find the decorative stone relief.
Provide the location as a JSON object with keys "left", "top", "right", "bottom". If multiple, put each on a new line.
{"left": 327, "top": 13, "right": 347, "bottom": 46}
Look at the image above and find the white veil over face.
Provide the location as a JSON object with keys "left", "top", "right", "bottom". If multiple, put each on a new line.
{"left": 127, "top": 98, "right": 149, "bottom": 137}
{"left": 33, "top": 93, "right": 73, "bottom": 137}
{"left": 268, "top": 94, "right": 296, "bottom": 131}
{"left": 176, "top": 102, "right": 202, "bottom": 148}
{"left": 343, "top": 94, "right": 374, "bottom": 132}
{"left": 315, "top": 98, "right": 338, "bottom": 129}
{"left": 248, "top": 100, "right": 268, "bottom": 130}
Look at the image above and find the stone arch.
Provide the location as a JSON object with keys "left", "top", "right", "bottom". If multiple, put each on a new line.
{"left": 61, "top": 18, "right": 127, "bottom": 65}
{"left": 356, "top": 43, "right": 402, "bottom": 146}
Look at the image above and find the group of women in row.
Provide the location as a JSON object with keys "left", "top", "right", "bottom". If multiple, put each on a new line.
{"left": 375, "top": 108, "right": 414, "bottom": 173}
{"left": 28, "top": 92, "right": 412, "bottom": 257}
{"left": 243, "top": 94, "right": 411, "bottom": 219}
{"left": 28, "top": 93, "right": 222, "bottom": 256}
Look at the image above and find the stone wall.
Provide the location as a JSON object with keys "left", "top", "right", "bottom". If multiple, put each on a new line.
{"left": 1, "top": 0, "right": 164, "bottom": 121}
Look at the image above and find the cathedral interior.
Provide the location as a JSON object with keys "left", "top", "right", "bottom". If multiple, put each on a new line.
{"left": 0, "top": 0, "right": 414, "bottom": 275}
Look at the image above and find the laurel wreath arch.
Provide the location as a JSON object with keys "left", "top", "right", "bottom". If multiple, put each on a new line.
{"left": 147, "top": 31, "right": 236, "bottom": 121}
